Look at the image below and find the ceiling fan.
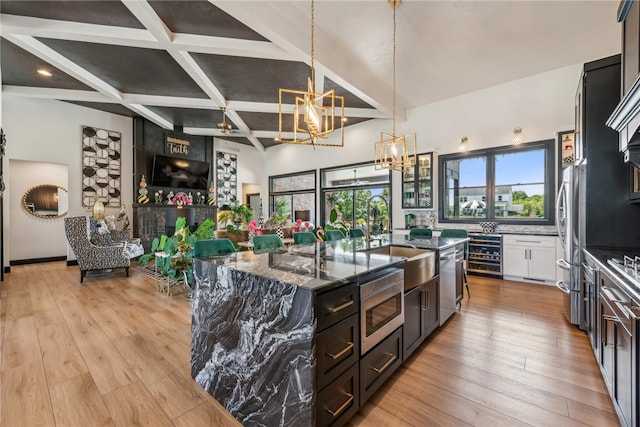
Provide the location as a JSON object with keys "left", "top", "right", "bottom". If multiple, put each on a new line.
{"left": 216, "top": 107, "right": 233, "bottom": 134}
{"left": 351, "top": 169, "right": 370, "bottom": 185}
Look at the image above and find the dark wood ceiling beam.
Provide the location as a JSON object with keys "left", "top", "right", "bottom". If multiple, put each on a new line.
{"left": 122, "top": 0, "right": 264, "bottom": 151}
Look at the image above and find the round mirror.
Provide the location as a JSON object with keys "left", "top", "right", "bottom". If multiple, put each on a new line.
{"left": 23, "top": 184, "right": 69, "bottom": 219}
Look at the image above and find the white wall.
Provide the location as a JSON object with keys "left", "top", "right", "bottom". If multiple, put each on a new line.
{"left": 9, "top": 160, "right": 68, "bottom": 260}
{"left": 265, "top": 63, "right": 582, "bottom": 228}
{"left": 2, "top": 95, "right": 133, "bottom": 264}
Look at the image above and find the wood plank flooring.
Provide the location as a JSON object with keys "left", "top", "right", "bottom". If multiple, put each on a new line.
{"left": 0, "top": 263, "right": 618, "bottom": 426}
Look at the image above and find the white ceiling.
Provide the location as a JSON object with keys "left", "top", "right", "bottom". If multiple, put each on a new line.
{"left": 221, "top": 0, "right": 621, "bottom": 114}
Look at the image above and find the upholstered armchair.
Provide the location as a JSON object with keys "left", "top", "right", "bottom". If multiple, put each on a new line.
{"left": 64, "top": 216, "right": 131, "bottom": 283}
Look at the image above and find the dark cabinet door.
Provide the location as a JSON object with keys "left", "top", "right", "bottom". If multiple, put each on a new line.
{"left": 401, "top": 152, "right": 432, "bottom": 208}
{"left": 360, "top": 327, "right": 402, "bottom": 404}
{"left": 623, "top": 0, "right": 640, "bottom": 96}
{"left": 316, "top": 283, "right": 358, "bottom": 331}
{"left": 316, "top": 314, "right": 359, "bottom": 390}
{"left": 316, "top": 362, "right": 359, "bottom": 427}
{"left": 584, "top": 267, "right": 599, "bottom": 356}
{"left": 423, "top": 276, "right": 439, "bottom": 337}
{"left": 615, "top": 324, "right": 633, "bottom": 427}
{"left": 402, "top": 284, "right": 425, "bottom": 361}
{"left": 403, "top": 276, "right": 440, "bottom": 362}
{"left": 599, "top": 295, "right": 615, "bottom": 391}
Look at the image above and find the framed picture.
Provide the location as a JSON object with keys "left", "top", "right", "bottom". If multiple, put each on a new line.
{"left": 215, "top": 151, "right": 237, "bottom": 206}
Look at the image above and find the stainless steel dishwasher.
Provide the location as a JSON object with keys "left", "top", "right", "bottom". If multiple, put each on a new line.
{"left": 439, "top": 247, "right": 458, "bottom": 325}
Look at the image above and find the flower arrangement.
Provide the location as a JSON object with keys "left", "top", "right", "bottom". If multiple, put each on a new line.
{"left": 247, "top": 219, "right": 263, "bottom": 239}
{"left": 169, "top": 192, "right": 193, "bottom": 206}
{"left": 292, "top": 218, "right": 313, "bottom": 233}
{"left": 195, "top": 191, "right": 206, "bottom": 204}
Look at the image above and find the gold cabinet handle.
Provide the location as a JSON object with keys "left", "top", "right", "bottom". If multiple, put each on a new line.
{"left": 329, "top": 300, "right": 353, "bottom": 313}
{"left": 371, "top": 352, "right": 397, "bottom": 374}
{"left": 327, "top": 342, "right": 354, "bottom": 360}
{"left": 326, "top": 392, "right": 354, "bottom": 418}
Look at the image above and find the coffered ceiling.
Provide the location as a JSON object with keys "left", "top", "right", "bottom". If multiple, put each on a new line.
{"left": 0, "top": 1, "right": 621, "bottom": 151}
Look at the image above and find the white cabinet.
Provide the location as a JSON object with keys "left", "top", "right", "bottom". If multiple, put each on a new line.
{"left": 503, "top": 235, "right": 557, "bottom": 283}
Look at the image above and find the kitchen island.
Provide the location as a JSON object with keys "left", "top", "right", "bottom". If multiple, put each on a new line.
{"left": 191, "top": 234, "right": 467, "bottom": 426}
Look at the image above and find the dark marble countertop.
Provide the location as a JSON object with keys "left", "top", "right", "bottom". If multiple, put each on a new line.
{"left": 389, "top": 234, "right": 469, "bottom": 251}
{"left": 194, "top": 233, "right": 468, "bottom": 291}
{"left": 583, "top": 247, "right": 640, "bottom": 302}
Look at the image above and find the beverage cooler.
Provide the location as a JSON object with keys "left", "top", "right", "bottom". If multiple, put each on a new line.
{"left": 467, "top": 233, "right": 502, "bottom": 278}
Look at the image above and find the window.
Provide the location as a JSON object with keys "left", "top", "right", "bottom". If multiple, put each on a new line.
{"left": 439, "top": 140, "right": 555, "bottom": 224}
{"left": 320, "top": 162, "right": 392, "bottom": 232}
{"left": 268, "top": 170, "right": 316, "bottom": 224}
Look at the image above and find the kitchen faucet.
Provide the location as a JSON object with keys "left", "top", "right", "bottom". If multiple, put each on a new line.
{"left": 366, "top": 195, "right": 389, "bottom": 244}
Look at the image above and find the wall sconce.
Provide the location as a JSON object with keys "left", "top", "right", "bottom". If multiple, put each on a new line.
{"left": 512, "top": 127, "right": 523, "bottom": 145}
{"left": 458, "top": 137, "right": 469, "bottom": 152}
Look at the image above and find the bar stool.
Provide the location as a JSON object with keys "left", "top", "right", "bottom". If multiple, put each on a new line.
{"left": 293, "top": 232, "right": 317, "bottom": 244}
{"left": 440, "top": 229, "right": 470, "bottom": 298}
{"left": 408, "top": 228, "right": 432, "bottom": 239}
{"left": 349, "top": 228, "right": 365, "bottom": 238}
{"left": 194, "top": 238, "right": 237, "bottom": 258}
{"left": 325, "top": 230, "right": 346, "bottom": 241}
{"left": 253, "top": 234, "right": 284, "bottom": 251}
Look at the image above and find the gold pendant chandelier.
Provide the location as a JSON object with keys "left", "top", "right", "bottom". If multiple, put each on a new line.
{"left": 277, "top": 0, "right": 345, "bottom": 147}
{"left": 374, "top": 0, "right": 416, "bottom": 172}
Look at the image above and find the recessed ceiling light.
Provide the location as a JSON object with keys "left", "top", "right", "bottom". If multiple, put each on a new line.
{"left": 37, "top": 69, "right": 52, "bottom": 77}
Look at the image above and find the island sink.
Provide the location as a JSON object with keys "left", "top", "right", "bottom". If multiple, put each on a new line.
{"left": 366, "top": 245, "right": 436, "bottom": 290}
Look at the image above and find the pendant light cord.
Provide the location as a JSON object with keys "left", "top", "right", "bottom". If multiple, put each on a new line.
{"left": 392, "top": 2, "right": 397, "bottom": 136}
{"left": 310, "top": 0, "right": 315, "bottom": 88}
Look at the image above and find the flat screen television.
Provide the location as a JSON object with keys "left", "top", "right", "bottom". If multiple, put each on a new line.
{"left": 151, "top": 154, "right": 210, "bottom": 190}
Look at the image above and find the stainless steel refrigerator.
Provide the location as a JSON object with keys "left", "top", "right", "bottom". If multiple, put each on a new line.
{"left": 555, "top": 164, "right": 584, "bottom": 328}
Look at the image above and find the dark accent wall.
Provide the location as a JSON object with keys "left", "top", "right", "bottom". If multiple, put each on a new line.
{"left": 581, "top": 56, "right": 640, "bottom": 249}
{"left": 132, "top": 117, "right": 214, "bottom": 199}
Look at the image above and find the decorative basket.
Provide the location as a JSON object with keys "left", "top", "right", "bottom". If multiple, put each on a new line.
{"left": 479, "top": 221, "right": 498, "bottom": 234}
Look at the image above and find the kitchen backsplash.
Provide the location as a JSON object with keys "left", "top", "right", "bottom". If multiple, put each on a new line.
{"left": 401, "top": 210, "right": 558, "bottom": 236}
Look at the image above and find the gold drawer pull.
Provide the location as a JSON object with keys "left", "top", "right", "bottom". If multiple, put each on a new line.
{"left": 326, "top": 392, "right": 354, "bottom": 418}
{"left": 371, "top": 352, "right": 397, "bottom": 374}
{"left": 327, "top": 342, "right": 354, "bottom": 360}
{"left": 329, "top": 300, "right": 353, "bottom": 313}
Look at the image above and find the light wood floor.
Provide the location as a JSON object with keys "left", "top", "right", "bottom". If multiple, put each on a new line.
{"left": 0, "top": 263, "right": 618, "bottom": 426}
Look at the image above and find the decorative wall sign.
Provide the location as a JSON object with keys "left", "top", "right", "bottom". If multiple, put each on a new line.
{"left": 165, "top": 135, "right": 190, "bottom": 155}
{"left": 82, "top": 126, "right": 121, "bottom": 208}
{"left": 215, "top": 151, "right": 237, "bottom": 206}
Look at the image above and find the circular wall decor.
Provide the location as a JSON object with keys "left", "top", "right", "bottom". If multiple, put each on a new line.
{"left": 82, "top": 126, "right": 121, "bottom": 208}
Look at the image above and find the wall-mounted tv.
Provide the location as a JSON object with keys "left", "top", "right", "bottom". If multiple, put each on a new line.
{"left": 151, "top": 154, "right": 210, "bottom": 190}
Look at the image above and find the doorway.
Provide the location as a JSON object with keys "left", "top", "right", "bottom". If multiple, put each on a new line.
{"left": 246, "top": 193, "right": 261, "bottom": 220}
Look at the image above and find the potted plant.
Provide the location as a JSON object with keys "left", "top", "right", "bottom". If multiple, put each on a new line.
{"left": 264, "top": 199, "right": 290, "bottom": 238}
{"left": 139, "top": 216, "right": 216, "bottom": 286}
{"left": 218, "top": 202, "right": 253, "bottom": 229}
{"left": 313, "top": 207, "right": 348, "bottom": 241}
